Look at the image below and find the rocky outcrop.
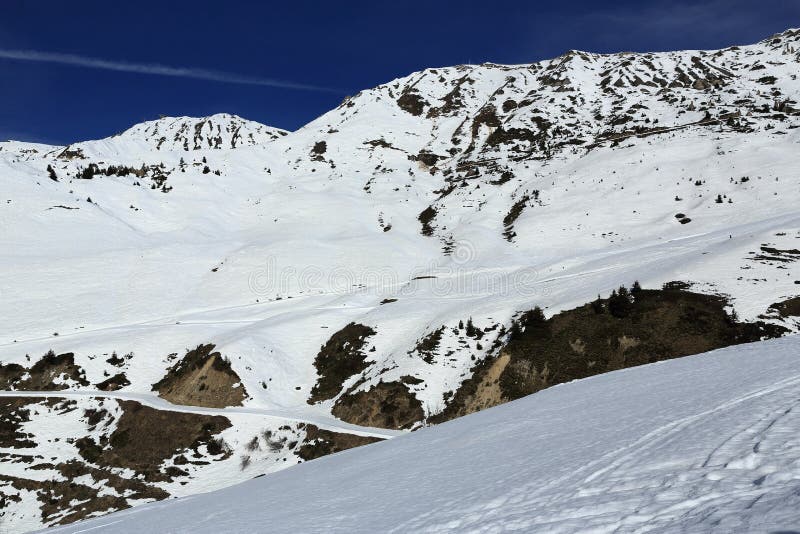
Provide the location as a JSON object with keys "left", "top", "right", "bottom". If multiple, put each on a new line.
{"left": 332, "top": 381, "right": 424, "bottom": 430}
{"left": 152, "top": 344, "right": 247, "bottom": 408}
{"left": 431, "top": 285, "right": 787, "bottom": 424}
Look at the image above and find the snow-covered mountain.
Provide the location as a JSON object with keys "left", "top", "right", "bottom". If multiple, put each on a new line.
{"left": 73, "top": 113, "right": 288, "bottom": 155}
{"left": 1, "top": 29, "right": 799, "bottom": 531}
{"left": 47, "top": 335, "right": 800, "bottom": 533}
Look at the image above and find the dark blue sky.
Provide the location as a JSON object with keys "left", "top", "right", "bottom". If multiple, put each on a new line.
{"left": 1, "top": 0, "right": 797, "bottom": 144}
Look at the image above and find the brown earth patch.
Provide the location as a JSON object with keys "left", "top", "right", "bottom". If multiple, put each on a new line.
{"left": 0, "top": 351, "right": 89, "bottom": 390}
{"left": 503, "top": 195, "right": 530, "bottom": 241}
{"left": 0, "top": 398, "right": 42, "bottom": 448}
{"left": 429, "top": 353, "right": 512, "bottom": 423}
{"left": 332, "top": 381, "right": 423, "bottom": 430}
{"left": 0, "top": 460, "right": 168, "bottom": 526}
{"left": 76, "top": 400, "right": 232, "bottom": 482}
{"left": 397, "top": 89, "right": 428, "bottom": 116}
{"left": 433, "top": 286, "right": 787, "bottom": 423}
{"left": 410, "top": 327, "right": 445, "bottom": 364}
{"left": 0, "top": 398, "right": 232, "bottom": 529}
{"left": 95, "top": 372, "right": 130, "bottom": 391}
{"left": 152, "top": 344, "right": 247, "bottom": 408}
{"left": 769, "top": 296, "right": 800, "bottom": 317}
{"left": 418, "top": 205, "right": 438, "bottom": 237}
{"left": 308, "top": 323, "right": 376, "bottom": 404}
{"left": 296, "top": 424, "right": 382, "bottom": 461}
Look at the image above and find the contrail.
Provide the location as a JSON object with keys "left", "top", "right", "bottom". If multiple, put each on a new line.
{"left": 0, "top": 48, "right": 343, "bottom": 93}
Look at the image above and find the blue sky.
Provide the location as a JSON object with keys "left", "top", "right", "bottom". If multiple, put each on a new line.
{"left": 0, "top": 0, "right": 797, "bottom": 144}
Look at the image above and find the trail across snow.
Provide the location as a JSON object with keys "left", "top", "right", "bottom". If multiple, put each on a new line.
{"left": 0, "top": 391, "right": 400, "bottom": 439}
{"left": 46, "top": 336, "right": 800, "bottom": 533}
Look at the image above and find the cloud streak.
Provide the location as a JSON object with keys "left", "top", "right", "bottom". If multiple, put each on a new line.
{"left": 0, "top": 48, "right": 343, "bottom": 93}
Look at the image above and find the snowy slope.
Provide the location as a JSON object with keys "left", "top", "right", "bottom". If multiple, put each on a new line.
{"left": 3, "top": 28, "right": 798, "bottom": 415}
{"left": 1, "top": 29, "right": 800, "bottom": 530}
{"left": 47, "top": 336, "right": 800, "bottom": 534}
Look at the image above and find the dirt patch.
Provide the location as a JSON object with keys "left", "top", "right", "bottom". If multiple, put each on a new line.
{"left": 311, "top": 141, "right": 327, "bottom": 154}
{"left": 95, "top": 372, "right": 130, "bottom": 391}
{"left": 76, "top": 400, "right": 231, "bottom": 482}
{"left": 418, "top": 205, "right": 438, "bottom": 237}
{"left": 471, "top": 106, "right": 501, "bottom": 139}
{"left": 296, "top": 424, "right": 382, "bottom": 461}
{"left": 503, "top": 195, "right": 530, "bottom": 241}
{"left": 332, "top": 381, "right": 424, "bottom": 430}
{"left": 1, "top": 460, "right": 167, "bottom": 526}
{"left": 397, "top": 89, "right": 428, "bottom": 116}
{"left": 0, "top": 397, "right": 232, "bottom": 528}
{"left": 152, "top": 344, "right": 247, "bottom": 408}
{"left": 429, "top": 353, "right": 511, "bottom": 424}
{"left": 769, "top": 296, "right": 800, "bottom": 317}
{"left": 433, "top": 286, "right": 787, "bottom": 423}
{"left": 751, "top": 246, "right": 800, "bottom": 264}
{"left": 0, "top": 398, "right": 40, "bottom": 448}
{"left": 308, "top": 323, "right": 377, "bottom": 404}
{"left": 0, "top": 363, "right": 25, "bottom": 390}
{"left": 410, "top": 327, "right": 445, "bottom": 364}
{"left": 0, "top": 351, "right": 88, "bottom": 390}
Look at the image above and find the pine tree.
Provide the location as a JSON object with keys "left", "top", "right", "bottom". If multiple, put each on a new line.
{"left": 608, "top": 286, "right": 633, "bottom": 318}
{"left": 520, "top": 306, "right": 546, "bottom": 331}
{"left": 591, "top": 294, "right": 604, "bottom": 314}
{"left": 465, "top": 318, "right": 477, "bottom": 337}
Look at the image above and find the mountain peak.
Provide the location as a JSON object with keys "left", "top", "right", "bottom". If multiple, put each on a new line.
{"left": 114, "top": 113, "right": 288, "bottom": 151}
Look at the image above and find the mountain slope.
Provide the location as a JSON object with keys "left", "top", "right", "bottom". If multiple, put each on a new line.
{"left": 1, "top": 29, "right": 799, "bottom": 531}
{"left": 48, "top": 336, "right": 800, "bottom": 533}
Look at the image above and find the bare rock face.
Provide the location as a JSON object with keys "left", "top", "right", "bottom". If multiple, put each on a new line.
{"left": 152, "top": 344, "right": 247, "bottom": 408}
{"left": 332, "top": 381, "right": 424, "bottom": 430}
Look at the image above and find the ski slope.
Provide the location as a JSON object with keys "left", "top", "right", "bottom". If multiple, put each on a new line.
{"left": 47, "top": 336, "right": 800, "bottom": 533}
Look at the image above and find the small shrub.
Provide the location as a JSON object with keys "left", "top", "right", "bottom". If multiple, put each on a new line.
{"left": 240, "top": 454, "right": 251, "bottom": 470}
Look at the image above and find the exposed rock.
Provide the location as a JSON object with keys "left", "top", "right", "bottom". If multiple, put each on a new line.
{"left": 152, "top": 344, "right": 247, "bottom": 408}
{"left": 397, "top": 89, "right": 428, "bottom": 116}
{"left": 0, "top": 351, "right": 88, "bottom": 390}
{"left": 332, "top": 381, "right": 424, "bottom": 430}
{"left": 95, "top": 372, "right": 130, "bottom": 391}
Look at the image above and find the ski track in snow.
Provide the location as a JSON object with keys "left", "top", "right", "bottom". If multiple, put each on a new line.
{"left": 0, "top": 390, "right": 400, "bottom": 439}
